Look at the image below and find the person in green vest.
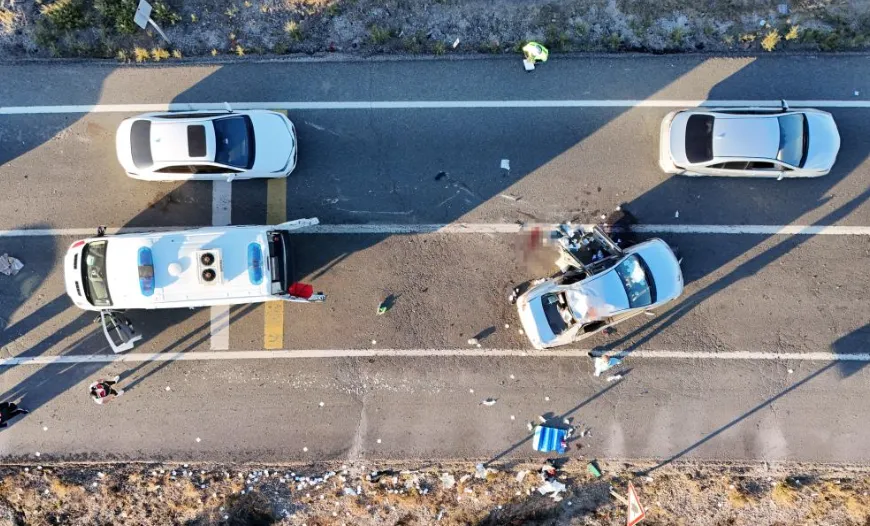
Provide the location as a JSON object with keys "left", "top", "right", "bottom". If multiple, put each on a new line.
{"left": 522, "top": 41, "right": 549, "bottom": 70}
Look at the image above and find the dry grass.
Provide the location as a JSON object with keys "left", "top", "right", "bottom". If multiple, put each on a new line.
{"left": 785, "top": 25, "right": 800, "bottom": 41}
{"left": 150, "top": 47, "right": 170, "bottom": 61}
{"left": 761, "top": 28, "right": 781, "bottom": 51}
{"left": 771, "top": 481, "right": 798, "bottom": 505}
{"left": 0, "top": 7, "right": 16, "bottom": 34}
{"left": 133, "top": 46, "right": 149, "bottom": 62}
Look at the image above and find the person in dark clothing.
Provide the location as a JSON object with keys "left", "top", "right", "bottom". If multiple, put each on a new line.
{"left": 0, "top": 401, "right": 29, "bottom": 428}
{"left": 90, "top": 376, "right": 124, "bottom": 404}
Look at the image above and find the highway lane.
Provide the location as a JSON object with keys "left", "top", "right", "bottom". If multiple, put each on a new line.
{"left": 2, "top": 232, "right": 867, "bottom": 358}
{"left": 0, "top": 356, "right": 866, "bottom": 464}
{"left": 2, "top": 106, "right": 870, "bottom": 230}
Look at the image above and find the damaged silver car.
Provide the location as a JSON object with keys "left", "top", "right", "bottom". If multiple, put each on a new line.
{"left": 511, "top": 225, "right": 683, "bottom": 350}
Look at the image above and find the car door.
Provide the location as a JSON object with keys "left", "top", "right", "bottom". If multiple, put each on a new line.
{"left": 744, "top": 160, "right": 784, "bottom": 178}
{"left": 99, "top": 311, "right": 142, "bottom": 353}
{"left": 191, "top": 164, "right": 246, "bottom": 182}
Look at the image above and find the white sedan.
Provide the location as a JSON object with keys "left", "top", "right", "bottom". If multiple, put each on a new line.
{"left": 659, "top": 104, "right": 840, "bottom": 178}
{"left": 116, "top": 108, "right": 297, "bottom": 181}
{"left": 513, "top": 225, "right": 683, "bottom": 350}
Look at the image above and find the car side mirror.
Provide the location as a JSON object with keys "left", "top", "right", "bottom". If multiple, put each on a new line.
{"left": 226, "top": 173, "right": 236, "bottom": 183}
{"left": 780, "top": 99, "right": 789, "bottom": 112}
{"left": 776, "top": 172, "right": 784, "bottom": 181}
{"left": 224, "top": 102, "right": 233, "bottom": 113}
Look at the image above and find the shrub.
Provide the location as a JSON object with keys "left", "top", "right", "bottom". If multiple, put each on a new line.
{"left": 133, "top": 46, "right": 149, "bottom": 62}
{"left": 39, "top": 0, "right": 87, "bottom": 31}
{"left": 785, "top": 25, "right": 799, "bottom": 41}
{"left": 761, "top": 28, "right": 780, "bottom": 51}
{"left": 284, "top": 20, "right": 302, "bottom": 41}
{"left": 368, "top": 24, "right": 393, "bottom": 44}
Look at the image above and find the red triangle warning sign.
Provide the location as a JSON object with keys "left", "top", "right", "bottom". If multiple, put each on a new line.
{"left": 626, "top": 482, "right": 646, "bottom": 526}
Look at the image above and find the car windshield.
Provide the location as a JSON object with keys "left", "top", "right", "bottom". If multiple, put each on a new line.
{"left": 777, "top": 113, "right": 807, "bottom": 167}
{"left": 213, "top": 115, "right": 255, "bottom": 169}
{"left": 614, "top": 255, "right": 655, "bottom": 308}
{"left": 81, "top": 240, "right": 112, "bottom": 307}
{"left": 685, "top": 114, "right": 714, "bottom": 163}
{"left": 541, "top": 293, "right": 571, "bottom": 335}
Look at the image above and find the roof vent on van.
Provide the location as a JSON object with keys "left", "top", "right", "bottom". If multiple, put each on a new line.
{"left": 196, "top": 249, "right": 223, "bottom": 285}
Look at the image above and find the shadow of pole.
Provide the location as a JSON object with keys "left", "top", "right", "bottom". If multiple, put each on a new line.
{"left": 641, "top": 362, "right": 836, "bottom": 474}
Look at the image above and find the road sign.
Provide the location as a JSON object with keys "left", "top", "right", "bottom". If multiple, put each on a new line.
{"left": 133, "top": 0, "right": 170, "bottom": 43}
{"left": 133, "top": 0, "right": 151, "bottom": 29}
{"left": 626, "top": 482, "right": 646, "bottom": 526}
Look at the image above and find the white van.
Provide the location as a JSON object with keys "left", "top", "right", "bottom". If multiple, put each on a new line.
{"left": 64, "top": 218, "right": 324, "bottom": 352}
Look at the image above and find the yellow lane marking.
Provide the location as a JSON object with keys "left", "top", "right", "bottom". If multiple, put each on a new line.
{"left": 264, "top": 176, "right": 287, "bottom": 349}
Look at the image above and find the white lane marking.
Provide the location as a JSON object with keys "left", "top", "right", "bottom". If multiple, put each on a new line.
{"left": 1, "top": 349, "right": 867, "bottom": 365}
{"left": 210, "top": 181, "right": 232, "bottom": 350}
{"left": 1, "top": 223, "right": 869, "bottom": 238}
{"left": 3, "top": 100, "right": 870, "bottom": 114}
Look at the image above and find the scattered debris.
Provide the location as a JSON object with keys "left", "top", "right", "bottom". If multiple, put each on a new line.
{"left": 521, "top": 41, "right": 549, "bottom": 72}
{"left": 787, "top": 369, "right": 794, "bottom": 374}
{"left": 452, "top": 38, "right": 460, "bottom": 49}
{"left": 499, "top": 193, "right": 520, "bottom": 202}
{"left": 500, "top": 159, "right": 510, "bottom": 170}
{"left": 319, "top": 401, "right": 325, "bottom": 407}
{"left": 0, "top": 254, "right": 23, "bottom": 276}
{"left": 675, "top": 210, "right": 680, "bottom": 218}
{"left": 440, "top": 472, "right": 456, "bottom": 489}
{"left": 343, "top": 487, "right": 357, "bottom": 497}
{"left": 377, "top": 295, "right": 396, "bottom": 315}
{"left": 516, "top": 470, "right": 528, "bottom": 483}
{"left": 593, "top": 355, "right": 623, "bottom": 377}
{"left": 587, "top": 462, "right": 602, "bottom": 478}
{"left": 475, "top": 463, "right": 494, "bottom": 479}
{"left": 537, "top": 415, "right": 547, "bottom": 423}
{"left": 537, "top": 480, "right": 566, "bottom": 501}
{"left": 480, "top": 398, "right": 497, "bottom": 406}
{"left": 606, "top": 374, "right": 623, "bottom": 382}
{"left": 527, "top": 422, "right": 534, "bottom": 431}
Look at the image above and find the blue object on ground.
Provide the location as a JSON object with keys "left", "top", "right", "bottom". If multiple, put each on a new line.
{"left": 533, "top": 426, "right": 567, "bottom": 453}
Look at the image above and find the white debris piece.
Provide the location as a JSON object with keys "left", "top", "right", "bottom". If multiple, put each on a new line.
{"left": 469, "top": 388, "right": 474, "bottom": 394}
{"left": 467, "top": 338, "right": 478, "bottom": 346}
{"left": 319, "top": 401, "right": 325, "bottom": 407}
{"left": 459, "top": 474, "right": 471, "bottom": 484}
{"left": 538, "top": 415, "right": 547, "bottom": 423}
{"left": 509, "top": 374, "right": 515, "bottom": 379}
{"left": 303, "top": 447, "right": 308, "bottom": 452}
{"left": 563, "top": 417, "right": 571, "bottom": 425}
{"left": 527, "top": 422, "right": 534, "bottom": 431}
{"left": 510, "top": 415, "right": 515, "bottom": 420}
{"left": 43, "top": 426, "right": 48, "bottom": 431}
{"left": 34, "top": 452, "right": 40, "bottom": 457}
{"left": 500, "top": 159, "right": 510, "bottom": 170}
{"left": 544, "top": 396, "right": 550, "bottom": 401}
{"left": 371, "top": 340, "right": 377, "bottom": 345}
{"left": 475, "top": 463, "right": 493, "bottom": 479}
{"left": 606, "top": 374, "right": 623, "bottom": 382}
{"left": 343, "top": 487, "right": 357, "bottom": 497}
{"left": 377, "top": 439, "right": 382, "bottom": 444}
{"left": 165, "top": 386, "right": 171, "bottom": 391}
{"left": 0, "top": 254, "right": 23, "bottom": 276}
{"left": 855, "top": 91, "right": 861, "bottom": 96}
{"left": 519, "top": 329, "right": 524, "bottom": 335}
{"left": 593, "top": 355, "right": 623, "bottom": 377}
{"left": 452, "top": 38, "right": 460, "bottom": 48}
{"left": 196, "top": 437, "right": 201, "bottom": 442}
{"left": 481, "top": 398, "right": 497, "bottom": 406}
{"left": 537, "top": 480, "right": 567, "bottom": 500}
{"left": 516, "top": 470, "right": 528, "bottom": 483}
{"left": 787, "top": 368, "right": 794, "bottom": 374}
{"left": 505, "top": 324, "right": 510, "bottom": 329}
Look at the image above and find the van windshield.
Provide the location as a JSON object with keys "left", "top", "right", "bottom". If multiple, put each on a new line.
{"left": 81, "top": 241, "right": 113, "bottom": 307}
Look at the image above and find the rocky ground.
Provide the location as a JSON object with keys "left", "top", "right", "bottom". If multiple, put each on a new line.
{"left": 0, "top": 0, "right": 869, "bottom": 60}
{"left": 1, "top": 459, "right": 869, "bottom": 525}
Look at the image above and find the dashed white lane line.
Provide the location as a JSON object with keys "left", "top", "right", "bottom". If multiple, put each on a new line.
{"left": 1, "top": 349, "right": 867, "bottom": 365}
{"left": 1, "top": 223, "right": 869, "bottom": 238}
{"left": 209, "top": 181, "right": 232, "bottom": 351}
{"left": 2, "top": 100, "right": 870, "bottom": 114}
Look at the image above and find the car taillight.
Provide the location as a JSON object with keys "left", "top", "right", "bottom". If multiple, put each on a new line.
{"left": 71, "top": 240, "right": 85, "bottom": 249}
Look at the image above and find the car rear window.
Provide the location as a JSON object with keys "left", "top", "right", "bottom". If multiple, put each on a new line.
{"left": 685, "top": 114, "right": 714, "bottom": 163}
{"left": 187, "top": 125, "right": 207, "bottom": 157}
{"left": 213, "top": 115, "right": 255, "bottom": 169}
{"left": 130, "top": 120, "right": 153, "bottom": 169}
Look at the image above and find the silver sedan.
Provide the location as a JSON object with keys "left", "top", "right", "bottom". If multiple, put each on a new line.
{"left": 659, "top": 103, "right": 840, "bottom": 179}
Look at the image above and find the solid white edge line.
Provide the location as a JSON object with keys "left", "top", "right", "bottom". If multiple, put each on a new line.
{"left": 1, "top": 223, "right": 869, "bottom": 237}
{"left": 2, "top": 349, "right": 868, "bottom": 365}
{"left": 3, "top": 100, "right": 870, "bottom": 114}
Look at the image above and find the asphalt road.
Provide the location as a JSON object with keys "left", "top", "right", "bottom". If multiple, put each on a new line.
{"left": 0, "top": 55, "right": 868, "bottom": 466}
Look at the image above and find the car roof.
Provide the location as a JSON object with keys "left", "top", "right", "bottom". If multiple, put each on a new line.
{"left": 712, "top": 115, "right": 780, "bottom": 160}
{"left": 149, "top": 119, "right": 217, "bottom": 164}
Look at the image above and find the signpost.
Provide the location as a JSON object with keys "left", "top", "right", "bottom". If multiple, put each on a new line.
{"left": 134, "top": 0, "right": 170, "bottom": 44}
{"left": 626, "top": 482, "right": 646, "bottom": 526}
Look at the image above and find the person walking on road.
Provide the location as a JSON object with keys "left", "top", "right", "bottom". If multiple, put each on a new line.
{"left": 90, "top": 376, "right": 124, "bottom": 404}
{"left": 0, "top": 401, "right": 29, "bottom": 428}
